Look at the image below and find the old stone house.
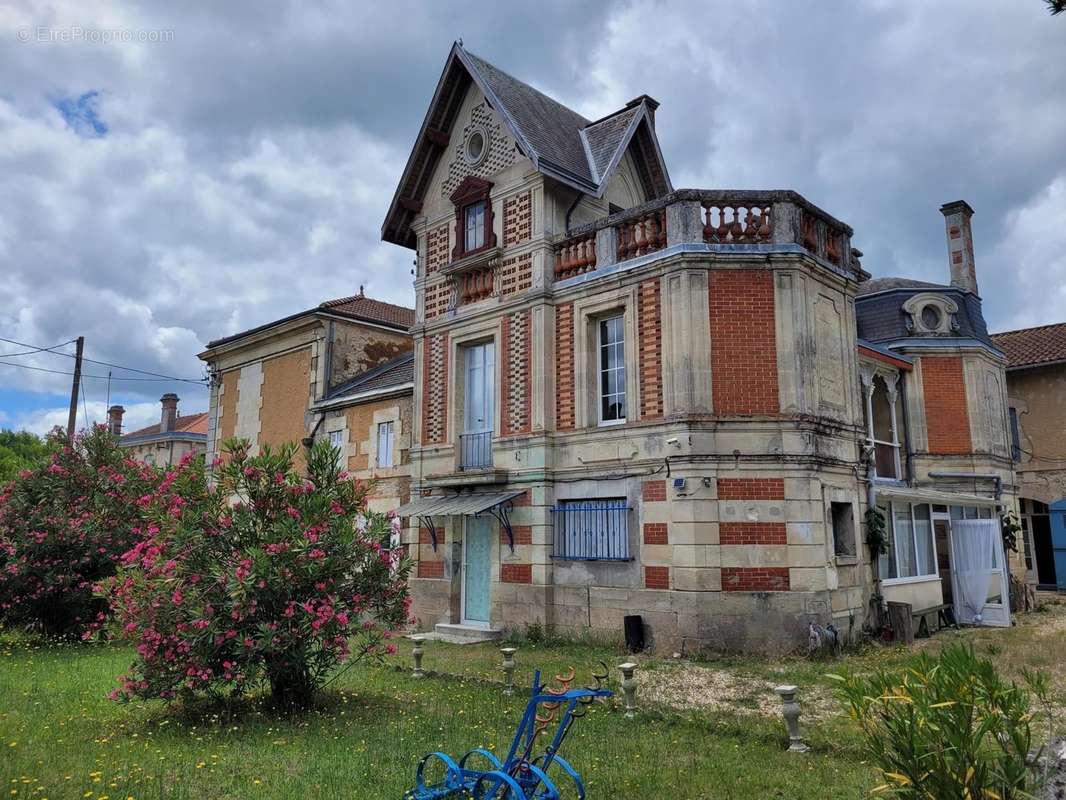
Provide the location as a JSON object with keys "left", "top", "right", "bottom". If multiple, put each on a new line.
{"left": 198, "top": 290, "right": 416, "bottom": 512}
{"left": 112, "top": 394, "right": 207, "bottom": 466}
{"left": 992, "top": 323, "right": 1066, "bottom": 591}
{"left": 383, "top": 43, "right": 1022, "bottom": 652}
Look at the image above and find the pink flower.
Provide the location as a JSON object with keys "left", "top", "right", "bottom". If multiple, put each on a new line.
{"left": 171, "top": 590, "right": 183, "bottom": 606}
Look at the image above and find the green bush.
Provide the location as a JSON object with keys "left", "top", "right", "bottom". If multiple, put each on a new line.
{"left": 830, "top": 644, "right": 1048, "bottom": 798}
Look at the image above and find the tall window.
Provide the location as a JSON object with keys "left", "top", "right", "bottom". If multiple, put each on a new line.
{"left": 464, "top": 202, "right": 486, "bottom": 252}
{"left": 328, "top": 430, "right": 345, "bottom": 469}
{"left": 376, "top": 421, "right": 395, "bottom": 469}
{"left": 598, "top": 315, "right": 626, "bottom": 424}
{"left": 1008, "top": 407, "right": 1021, "bottom": 462}
{"left": 879, "top": 502, "right": 937, "bottom": 581}
{"left": 461, "top": 342, "right": 494, "bottom": 470}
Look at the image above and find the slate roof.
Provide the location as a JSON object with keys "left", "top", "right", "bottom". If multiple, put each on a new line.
{"left": 122, "top": 412, "right": 208, "bottom": 441}
{"left": 382, "top": 42, "right": 672, "bottom": 249}
{"left": 991, "top": 322, "right": 1066, "bottom": 369}
{"left": 204, "top": 292, "right": 414, "bottom": 350}
{"left": 855, "top": 278, "right": 993, "bottom": 346}
{"left": 857, "top": 276, "right": 950, "bottom": 296}
{"left": 325, "top": 352, "right": 414, "bottom": 400}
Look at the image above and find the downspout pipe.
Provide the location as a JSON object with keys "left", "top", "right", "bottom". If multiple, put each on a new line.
{"left": 928, "top": 471, "right": 1003, "bottom": 502}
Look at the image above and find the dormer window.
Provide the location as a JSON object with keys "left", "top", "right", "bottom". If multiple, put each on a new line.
{"left": 464, "top": 201, "right": 487, "bottom": 252}
{"left": 450, "top": 176, "right": 496, "bottom": 260}
{"left": 902, "top": 292, "right": 959, "bottom": 336}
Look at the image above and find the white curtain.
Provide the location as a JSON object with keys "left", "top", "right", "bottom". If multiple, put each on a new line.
{"left": 953, "top": 519, "right": 998, "bottom": 622}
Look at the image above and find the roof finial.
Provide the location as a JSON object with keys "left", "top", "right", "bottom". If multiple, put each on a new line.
{"left": 458, "top": 37, "right": 463, "bottom": 47}
{"left": 359, "top": 284, "right": 364, "bottom": 297}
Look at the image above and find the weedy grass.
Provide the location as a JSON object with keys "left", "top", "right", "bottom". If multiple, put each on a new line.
{"left": 0, "top": 634, "right": 875, "bottom": 800}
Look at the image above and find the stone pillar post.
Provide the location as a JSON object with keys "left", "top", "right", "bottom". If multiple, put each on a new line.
{"left": 411, "top": 635, "right": 426, "bottom": 679}
{"left": 774, "top": 685, "right": 810, "bottom": 752}
{"left": 619, "top": 662, "right": 638, "bottom": 719}
{"left": 500, "top": 647, "right": 517, "bottom": 695}
{"left": 666, "top": 200, "right": 703, "bottom": 247}
{"left": 595, "top": 226, "right": 618, "bottom": 270}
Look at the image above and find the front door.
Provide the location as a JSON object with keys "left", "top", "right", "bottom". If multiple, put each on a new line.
{"left": 462, "top": 516, "right": 492, "bottom": 626}
{"left": 1051, "top": 500, "right": 1066, "bottom": 592}
{"left": 949, "top": 518, "right": 1011, "bottom": 627}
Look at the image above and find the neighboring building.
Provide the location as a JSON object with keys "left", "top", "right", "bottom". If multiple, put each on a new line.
{"left": 385, "top": 43, "right": 1021, "bottom": 652}
{"left": 992, "top": 322, "right": 1066, "bottom": 591}
{"left": 113, "top": 394, "right": 208, "bottom": 466}
{"left": 197, "top": 289, "right": 415, "bottom": 512}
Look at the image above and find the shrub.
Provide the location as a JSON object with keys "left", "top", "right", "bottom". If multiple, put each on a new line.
{"left": 0, "top": 425, "right": 160, "bottom": 637}
{"left": 830, "top": 644, "right": 1049, "bottom": 798}
{"left": 101, "top": 438, "right": 411, "bottom": 708}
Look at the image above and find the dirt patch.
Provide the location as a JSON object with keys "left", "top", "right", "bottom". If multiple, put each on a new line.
{"left": 639, "top": 663, "right": 839, "bottom": 721}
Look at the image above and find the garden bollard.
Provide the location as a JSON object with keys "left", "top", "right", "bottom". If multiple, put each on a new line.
{"left": 500, "top": 647, "right": 517, "bottom": 695}
{"left": 774, "top": 684, "right": 810, "bottom": 753}
{"left": 411, "top": 635, "right": 426, "bottom": 679}
{"left": 619, "top": 662, "right": 638, "bottom": 719}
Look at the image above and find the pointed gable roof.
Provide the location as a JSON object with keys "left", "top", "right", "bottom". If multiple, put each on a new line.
{"left": 382, "top": 43, "right": 672, "bottom": 249}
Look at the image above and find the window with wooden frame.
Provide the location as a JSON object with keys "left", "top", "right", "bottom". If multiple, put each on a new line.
{"left": 449, "top": 176, "right": 496, "bottom": 260}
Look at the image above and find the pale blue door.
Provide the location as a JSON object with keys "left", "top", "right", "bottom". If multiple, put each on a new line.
{"left": 463, "top": 517, "right": 492, "bottom": 625}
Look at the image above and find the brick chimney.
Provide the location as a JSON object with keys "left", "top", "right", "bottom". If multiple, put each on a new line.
{"left": 107, "top": 405, "right": 124, "bottom": 436}
{"left": 160, "top": 393, "right": 179, "bottom": 433}
{"left": 940, "top": 200, "right": 978, "bottom": 295}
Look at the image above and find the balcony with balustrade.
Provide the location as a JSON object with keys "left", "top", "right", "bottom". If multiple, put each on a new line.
{"left": 552, "top": 189, "right": 858, "bottom": 286}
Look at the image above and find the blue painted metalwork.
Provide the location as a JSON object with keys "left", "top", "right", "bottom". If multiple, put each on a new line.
{"left": 403, "top": 666, "right": 612, "bottom": 799}
{"left": 550, "top": 500, "right": 631, "bottom": 561}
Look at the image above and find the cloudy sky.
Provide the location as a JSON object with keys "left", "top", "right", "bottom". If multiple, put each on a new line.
{"left": 1, "top": 0, "right": 1063, "bottom": 435}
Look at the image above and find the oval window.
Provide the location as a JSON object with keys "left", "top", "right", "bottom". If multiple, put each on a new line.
{"left": 921, "top": 305, "right": 941, "bottom": 331}
{"left": 465, "top": 130, "right": 485, "bottom": 163}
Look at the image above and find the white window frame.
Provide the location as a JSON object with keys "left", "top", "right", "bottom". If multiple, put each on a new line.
{"left": 597, "top": 314, "right": 626, "bottom": 426}
{"left": 376, "top": 421, "right": 395, "bottom": 469}
{"left": 328, "top": 429, "right": 345, "bottom": 469}
{"left": 880, "top": 501, "right": 940, "bottom": 585}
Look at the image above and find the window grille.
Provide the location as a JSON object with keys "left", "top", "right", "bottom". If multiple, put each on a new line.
{"left": 551, "top": 499, "right": 630, "bottom": 561}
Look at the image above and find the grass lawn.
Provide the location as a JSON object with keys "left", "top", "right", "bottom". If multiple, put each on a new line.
{"left": 3, "top": 601, "right": 1064, "bottom": 800}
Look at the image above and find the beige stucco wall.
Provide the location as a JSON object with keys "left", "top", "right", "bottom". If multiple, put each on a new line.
{"left": 1008, "top": 363, "right": 1066, "bottom": 504}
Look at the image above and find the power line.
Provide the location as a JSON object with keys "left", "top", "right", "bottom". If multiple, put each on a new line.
{"left": 0, "top": 338, "right": 77, "bottom": 358}
{"left": 0, "top": 335, "right": 207, "bottom": 384}
{"left": 0, "top": 359, "right": 204, "bottom": 382}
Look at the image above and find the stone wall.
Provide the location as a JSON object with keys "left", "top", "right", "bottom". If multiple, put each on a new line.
{"left": 1008, "top": 363, "right": 1066, "bottom": 504}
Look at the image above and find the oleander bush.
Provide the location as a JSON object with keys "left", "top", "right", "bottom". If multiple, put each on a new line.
{"left": 830, "top": 643, "right": 1049, "bottom": 799}
{"left": 100, "top": 438, "right": 411, "bottom": 708}
{"left": 0, "top": 425, "right": 160, "bottom": 637}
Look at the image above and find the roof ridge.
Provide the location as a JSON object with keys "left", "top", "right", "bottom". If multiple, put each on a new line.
{"left": 992, "top": 321, "right": 1066, "bottom": 337}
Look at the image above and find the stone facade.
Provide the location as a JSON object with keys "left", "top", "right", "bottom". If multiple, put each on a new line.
{"left": 382, "top": 44, "right": 1023, "bottom": 654}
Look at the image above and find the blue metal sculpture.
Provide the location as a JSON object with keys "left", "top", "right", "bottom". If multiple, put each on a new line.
{"left": 404, "top": 665, "right": 612, "bottom": 799}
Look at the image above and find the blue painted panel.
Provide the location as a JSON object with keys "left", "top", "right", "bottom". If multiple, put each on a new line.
{"left": 1050, "top": 499, "right": 1066, "bottom": 592}
{"left": 464, "top": 518, "right": 492, "bottom": 623}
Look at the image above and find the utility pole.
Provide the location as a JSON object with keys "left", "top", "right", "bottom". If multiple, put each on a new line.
{"left": 66, "top": 336, "right": 84, "bottom": 444}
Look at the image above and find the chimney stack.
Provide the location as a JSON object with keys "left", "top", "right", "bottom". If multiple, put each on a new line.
{"left": 107, "top": 405, "right": 124, "bottom": 436}
{"left": 160, "top": 393, "right": 179, "bottom": 433}
{"left": 940, "top": 200, "right": 978, "bottom": 295}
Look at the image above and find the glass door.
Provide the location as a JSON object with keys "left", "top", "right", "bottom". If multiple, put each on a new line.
{"left": 461, "top": 342, "right": 494, "bottom": 469}
{"left": 462, "top": 516, "right": 492, "bottom": 626}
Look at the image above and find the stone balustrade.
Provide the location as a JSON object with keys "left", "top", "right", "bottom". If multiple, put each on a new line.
{"left": 552, "top": 189, "right": 856, "bottom": 283}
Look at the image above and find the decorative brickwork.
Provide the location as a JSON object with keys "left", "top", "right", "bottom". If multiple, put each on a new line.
{"left": 556, "top": 303, "right": 575, "bottom": 430}
{"left": 503, "top": 190, "right": 532, "bottom": 247}
{"left": 419, "top": 527, "right": 434, "bottom": 545}
{"left": 639, "top": 482, "right": 665, "bottom": 501}
{"left": 420, "top": 334, "right": 449, "bottom": 445}
{"left": 426, "top": 224, "right": 450, "bottom": 274}
{"left": 719, "top": 522, "right": 787, "bottom": 545}
{"left": 710, "top": 270, "right": 779, "bottom": 414}
{"left": 417, "top": 560, "right": 444, "bottom": 579}
{"left": 642, "top": 480, "right": 667, "bottom": 502}
{"left": 643, "top": 523, "right": 668, "bottom": 545}
{"left": 499, "top": 252, "right": 533, "bottom": 296}
{"left": 638, "top": 278, "right": 664, "bottom": 419}
{"left": 501, "top": 525, "right": 533, "bottom": 546}
{"left": 501, "top": 563, "right": 532, "bottom": 584}
{"left": 501, "top": 310, "right": 532, "bottom": 436}
{"left": 424, "top": 279, "right": 452, "bottom": 320}
{"left": 921, "top": 356, "right": 973, "bottom": 454}
{"left": 644, "top": 565, "right": 670, "bottom": 590}
{"left": 440, "top": 102, "right": 516, "bottom": 199}
{"left": 716, "top": 478, "right": 785, "bottom": 500}
{"left": 722, "top": 567, "right": 789, "bottom": 591}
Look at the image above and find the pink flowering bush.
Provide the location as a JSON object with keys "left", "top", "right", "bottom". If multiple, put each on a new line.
{"left": 100, "top": 438, "right": 411, "bottom": 708}
{"left": 0, "top": 425, "right": 161, "bottom": 637}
